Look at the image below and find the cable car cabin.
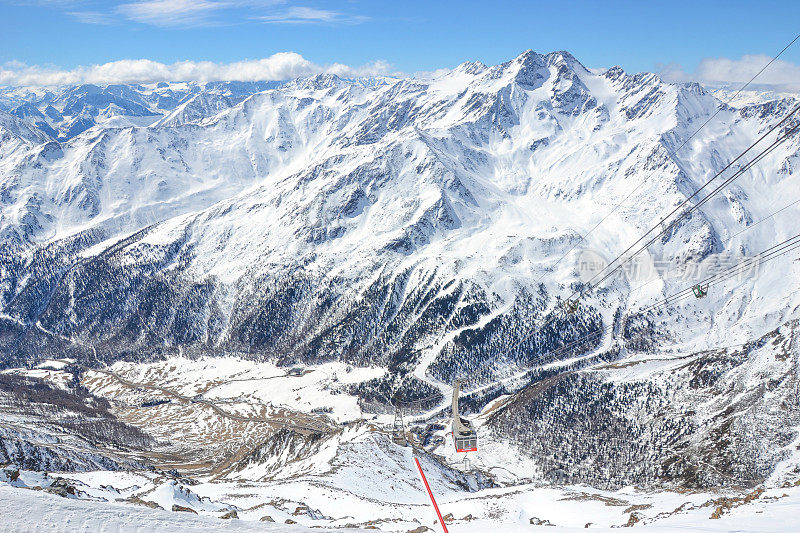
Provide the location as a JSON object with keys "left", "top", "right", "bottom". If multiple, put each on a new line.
{"left": 692, "top": 284, "right": 709, "bottom": 298}
{"left": 451, "top": 379, "right": 478, "bottom": 453}
{"left": 562, "top": 299, "right": 579, "bottom": 314}
{"left": 453, "top": 429, "right": 477, "bottom": 452}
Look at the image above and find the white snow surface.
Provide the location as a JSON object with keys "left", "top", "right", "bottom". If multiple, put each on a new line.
{"left": 3, "top": 50, "right": 800, "bottom": 532}
{"left": 2, "top": 50, "right": 798, "bottom": 361}
{"left": 3, "top": 469, "right": 800, "bottom": 532}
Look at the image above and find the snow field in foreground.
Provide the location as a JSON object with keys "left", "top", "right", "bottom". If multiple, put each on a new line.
{"left": 3, "top": 479, "right": 800, "bottom": 532}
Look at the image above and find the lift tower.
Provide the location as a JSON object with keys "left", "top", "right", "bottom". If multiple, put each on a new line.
{"left": 451, "top": 379, "right": 477, "bottom": 452}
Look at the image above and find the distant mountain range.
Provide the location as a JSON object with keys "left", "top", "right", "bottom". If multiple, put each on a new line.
{"left": 1, "top": 50, "right": 799, "bottom": 487}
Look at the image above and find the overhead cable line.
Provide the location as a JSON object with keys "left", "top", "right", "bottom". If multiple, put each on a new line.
{"left": 456, "top": 230, "right": 800, "bottom": 398}
{"left": 638, "top": 233, "right": 800, "bottom": 313}
{"left": 409, "top": 34, "right": 800, "bottom": 409}
{"left": 404, "top": 225, "right": 800, "bottom": 411}
{"left": 523, "top": 32, "right": 800, "bottom": 300}
{"left": 616, "top": 196, "right": 800, "bottom": 304}
{"left": 728, "top": 197, "right": 800, "bottom": 240}
{"left": 452, "top": 104, "right": 800, "bottom": 390}
{"left": 571, "top": 107, "right": 800, "bottom": 302}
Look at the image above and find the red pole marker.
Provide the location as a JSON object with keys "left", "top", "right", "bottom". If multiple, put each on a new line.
{"left": 414, "top": 456, "right": 449, "bottom": 533}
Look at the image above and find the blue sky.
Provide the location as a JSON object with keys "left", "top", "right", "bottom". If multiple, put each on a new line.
{"left": 1, "top": 0, "right": 800, "bottom": 87}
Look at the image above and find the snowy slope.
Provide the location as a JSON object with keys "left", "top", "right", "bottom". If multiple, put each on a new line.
{"left": 0, "top": 483, "right": 349, "bottom": 532}
{"left": 4, "top": 465, "right": 800, "bottom": 532}
{"left": 0, "top": 81, "right": 283, "bottom": 142}
{"left": 1, "top": 50, "right": 800, "bottom": 495}
{"left": 2, "top": 51, "right": 797, "bottom": 373}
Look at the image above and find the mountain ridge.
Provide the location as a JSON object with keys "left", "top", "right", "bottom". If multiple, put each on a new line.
{"left": 1, "top": 53, "right": 799, "bottom": 489}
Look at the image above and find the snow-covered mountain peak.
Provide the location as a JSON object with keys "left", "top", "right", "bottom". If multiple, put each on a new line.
{"left": 283, "top": 73, "right": 347, "bottom": 93}
{"left": 544, "top": 49, "right": 585, "bottom": 69}
{"left": 0, "top": 50, "right": 798, "bottom": 394}
{"left": 452, "top": 60, "right": 488, "bottom": 77}
{"left": 0, "top": 109, "right": 52, "bottom": 145}
{"left": 1, "top": 50, "right": 800, "bottom": 507}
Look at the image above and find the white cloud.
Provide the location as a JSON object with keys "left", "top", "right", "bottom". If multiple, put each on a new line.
{"left": 2, "top": 60, "right": 27, "bottom": 69}
{"left": 327, "top": 60, "right": 394, "bottom": 78}
{"left": 0, "top": 53, "right": 398, "bottom": 86}
{"left": 67, "top": 11, "right": 117, "bottom": 25}
{"left": 258, "top": 6, "right": 368, "bottom": 25}
{"left": 117, "top": 0, "right": 224, "bottom": 27}
{"left": 413, "top": 67, "right": 452, "bottom": 80}
{"left": 659, "top": 55, "right": 800, "bottom": 91}
{"left": 26, "top": 0, "right": 368, "bottom": 28}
